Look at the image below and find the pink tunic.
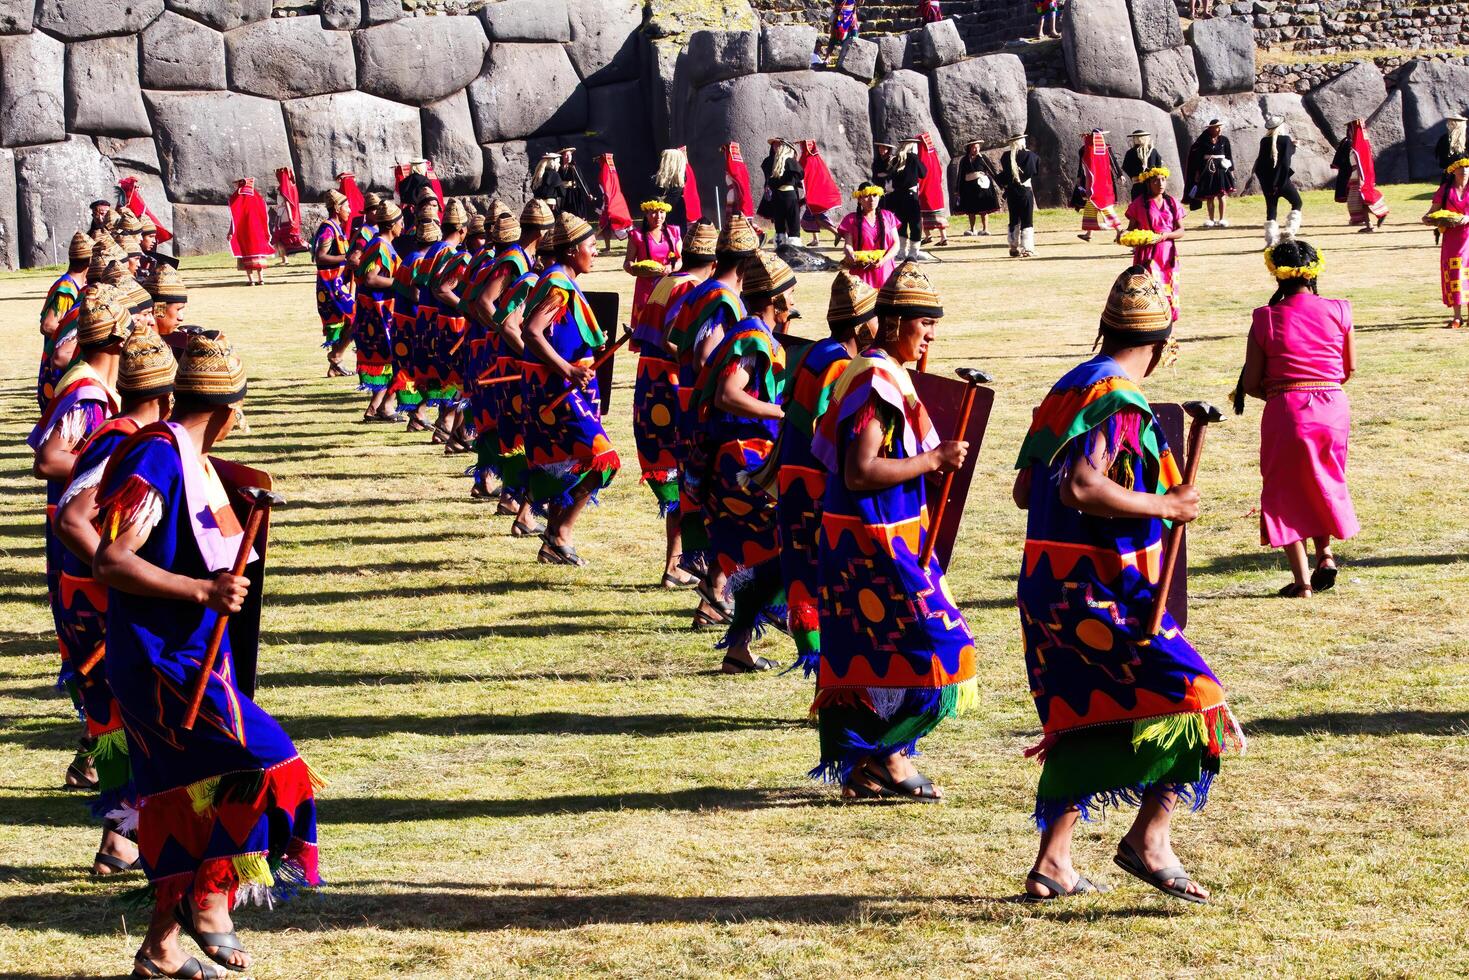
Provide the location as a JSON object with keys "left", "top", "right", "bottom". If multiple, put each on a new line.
{"left": 1126, "top": 194, "right": 1184, "bottom": 320}
{"left": 627, "top": 225, "right": 681, "bottom": 321}
{"left": 1432, "top": 182, "right": 1469, "bottom": 308}
{"left": 1250, "top": 292, "right": 1360, "bottom": 548}
{"left": 837, "top": 208, "right": 900, "bottom": 290}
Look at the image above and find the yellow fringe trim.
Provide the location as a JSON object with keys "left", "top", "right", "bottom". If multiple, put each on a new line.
{"left": 1131, "top": 713, "right": 1207, "bottom": 753}
{"left": 232, "top": 852, "right": 274, "bottom": 888}
{"left": 187, "top": 776, "right": 221, "bottom": 816}
{"left": 304, "top": 760, "right": 328, "bottom": 791}
{"left": 951, "top": 676, "right": 980, "bottom": 718}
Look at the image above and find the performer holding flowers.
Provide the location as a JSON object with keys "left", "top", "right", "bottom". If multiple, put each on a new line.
{"left": 1238, "top": 240, "right": 1358, "bottom": 597}
{"left": 1123, "top": 168, "right": 1185, "bottom": 320}
{"left": 1013, "top": 267, "right": 1242, "bottom": 903}
{"left": 1423, "top": 155, "right": 1469, "bottom": 329}
{"left": 625, "top": 199, "right": 682, "bottom": 323}
{"left": 838, "top": 183, "right": 901, "bottom": 290}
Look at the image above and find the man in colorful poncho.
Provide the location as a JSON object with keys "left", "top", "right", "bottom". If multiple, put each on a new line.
{"left": 395, "top": 213, "right": 441, "bottom": 430}
{"left": 353, "top": 201, "right": 406, "bottom": 422}
{"left": 30, "top": 283, "right": 128, "bottom": 794}
{"left": 691, "top": 250, "right": 794, "bottom": 673}
{"left": 1012, "top": 266, "right": 1242, "bottom": 903}
{"left": 54, "top": 329, "right": 178, "bottom": 877}
{"left": 94, "top": 329, "right": 320, "bottom": 976}
{"left": 631, "top": 221, "right": 718, "bottom": 588}
{"left": 313, "top": 190, "right": 356, "bottom": 378}
{"left": 665, "top": 215, "right": 758, "bottom": 629}
{"left": 427, "top": 200, "right": 474, "bottom": 450}
{"left": 38, "top": 233, "right": 93, "bottom": 412}
{"left": 810, "top": 262, "right": 974, "bottom": 800}
{"left": 519, "top": 212, "right": 621, "bottom": 565}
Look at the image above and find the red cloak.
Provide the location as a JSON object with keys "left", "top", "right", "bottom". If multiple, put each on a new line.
{"left": 337, "top": 172, "right": 364, "bottom": 227}
{"left": 117, "top": 176, "right": 172, "bottom": 245}
{"left": 597, "top": 154, "right": 634, "bottom": 236}
{"left": 271, "top": 167, "right": 305, "bottom": 252}
{"left": 799, "top": 140, "right": 842, "bottom": 214}
{"left": 1084, "top": 131, "right": 1117, "bottom": 210}
{"left": 679, "top": 146, "right": 703, "bottom": 223}
{"left": 227, "top": 178, "right": 271, "bottom": 262}
{"left": 1350, "top": 121, "right": 1384, "bottom": 208}
{"left": 722, "top": 142, "right": 754, "bottom": 217}
{"left": 917, "top": 132, "right": 946, "bottom": 214}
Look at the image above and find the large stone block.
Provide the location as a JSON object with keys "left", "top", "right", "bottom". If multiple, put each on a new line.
{"left": 422, "top": 90, "right": 482, "bottom": 194}
{"left": 1187, "top": 16, "right": 1254, "bottom": 95}
{"left": 226, "top": 16, "right": 356, "bottom": 101}
{"left": 1397, "top": 60, "right": 1469, "bottom": 180}
{"left": 13, "top": 137, "right": 118, "bottom": 267}
{"left": 835, "top": 35, "right": 878, "bottom": 83}
{"left": 480, "top": 0, "right": 569, "bottom": 42}
{"left": 1172, "top": 92, "right": 1264, "bottom": 194}
{"left": 919, "top": 18, "right": 964, "bottom": 68}
{"left": 644, "top": 0, "right": 756, "bottom": 40}
{"left": 587, "top": 79, "right": 655, "bottom": 198}
{"left": 685, "top": 71, "right": 873, "bottom": 204}
{"left": 320, "top": 0, "right": 361, "bottom": 30}
{"left": 870, "top": 70, "right": 948, "bottom": 187}
{"left": 0, "top": 148, "right": 16, "bottom": 269}
{"left": 1366, "top": 86, "right": 1407, "bottom": 184}
{"left": 355, "top": 17, "right": 489, "bottom": 107}
{"left": 0, "top": 32, "right": 65, "bottom": 148}
{"left": 1303, "top": 62, "right": 1388, "bottom": 148}
{"left": 171, "top": 203, "right": 232, "bottom": 258}
{"left": 282, "top": 91, "right": 421, "bottom": 197}
{"left": 644, "top": 36, "right": 682, "bottom": 147}
{"left": 1062, "top": 0, "right": 1143, "bottom": 100}
{"left": 363, "top": 0, "right": 401, "bottom": 26}
{"left": 65, "top": 36, "right": 151, "bottom": 137}
{"left": 468, "top": 43, "right": 587, "bottom": 143}
{"left": 1256, "top": 92, "right": 1337, "bottom": 192}
{"left": 1140, "top": 45, "right": 1199, "bottom": 110}
{"left": 567, "top": 0, "right": 642, "bottom": 86}
{"left": 141, "top": 11, "right": 226, "bottom": 90}
{"left": 1127, "top": 0, "right": 1184, "bottom": 54}
{"left": 96, "top": 136, "right": 162, "bottom": 175}
{"left": 0, "top": 0, "right": 33, "bottom": 34}
{"left": 761, "top": 24, "right": 815, "bottom": 73}
{"left": 930, "top": 54, "right": 1028, "bottom": 152}
{"left": 482, "top": 140, "right": 532, "bottom": 202}
{"left": 686, "top": 30, "right": 758, "bottom": 88}
{"left": 147, "top": 90, "right": 291, "bottom": 204}
{"left": 165, "top": 0, "right": 270, "bottom": 31}
{"left": 1028, "top": 87, "right": 1181, "bottom": 206}
{"left": 37, "top": 0, "right": 163, "bottom": 39}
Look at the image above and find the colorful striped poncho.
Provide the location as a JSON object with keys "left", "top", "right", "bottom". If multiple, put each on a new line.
{"left": 632, "top": 271, "right": 700, "bottom": 514}
{"left": 352, "top": 236, "right": 400, "bottom": 391}
{"left": 808, "top": 349, "right": 976, "bottom": 782}
{"left": 1015, "top": 355, "right": 1242, "bottom": 829}
{"left": 312, "top": 220, "right": 355, "bottom": 344}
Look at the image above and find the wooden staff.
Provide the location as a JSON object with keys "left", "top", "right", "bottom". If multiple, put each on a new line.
{"left": 544, "top": 328, "right": 632, "bottom": 412}
{"left": 182, "top": 486, "right": 283, "bottom": 731}
{"left": 917, "top": 367, "right": 993, "bottom": 569}
{"left": 474, "top": 372, "right": 523, "bottom": 387}
{"left": 1144, "top": 401, "right": 1223, "bottom": 638}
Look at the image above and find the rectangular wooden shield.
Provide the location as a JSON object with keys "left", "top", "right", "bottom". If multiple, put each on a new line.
{"left": 1152, "top": 402, "right": 1189, "bottom": 629}
{"left": 908, "top": 368, "right": 996, "bottom": 570}
{"left": 585, "top": 290, "right": 621, "bottom": 416}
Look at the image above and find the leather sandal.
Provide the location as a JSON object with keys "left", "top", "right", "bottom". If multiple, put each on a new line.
{"left": 93, "top": 851, "right": 141, "bottom": 876}
{"left": 173, "top": 900, "right": 249, "bottom": 972}
{"left": 134, "top": 955, "right": 227, "bottom": 979}
{"left": 1113, "top": 839, "right": 1208, "bottom": 904}
{"left": 1023, "top": 870, "right": 1112, "bottom": 901}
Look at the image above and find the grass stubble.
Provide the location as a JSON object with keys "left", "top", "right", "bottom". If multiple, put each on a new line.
{"left": 0, "top": 187, "right": 1464, "bottom": 978}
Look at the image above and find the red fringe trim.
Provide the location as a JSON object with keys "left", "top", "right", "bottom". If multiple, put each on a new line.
{"left": 787, "top": 600, "right": 820, "bottom": 634}
{"left": 809, "top": 688, "right": 876, "bottom": 714}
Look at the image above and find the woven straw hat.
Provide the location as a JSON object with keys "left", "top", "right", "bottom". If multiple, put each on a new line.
{"left": 488, "top": 198, "right": 511, "bottom": 220}
{"left": 740, "top": 250, "right": 796, "bottom": 304}
{"left": 416, "top": 218, "right": 443, "bottom": 244}
{"left": 443, "top": 199, "right": 468, "bottom": 229}
{"left": 550, "top": 211, "right": 594, "bottom": 250}
{"left": 1099, "top": 265, "right": 1172, "bottom": 344}
{"left": 684, "top": 220, "right": 719, "bottom": 263}
{"left": 117, "top": 209, "right": 144, "bottom": 234}
{"left": 68, "top": 232, "right": 93, "bottom": 262}
{"left": 93, "top": 257, "right": 128, "bottom": 286}
{"left": 828, "top": 270, "right": 878, "bottom": 333}
{"left": 176, "top": 329, "right": 247, "bottom": 405}
{"left": 145, "top": 263, "right": 187, "bottom": 304}
{"left": 521, "top": 198, "right": 555, "bottom": 229}
{"left": 78, "top": 284, "right": 131, "bottom": 350}
{"left": 378, "top": 200, "right": 403, "bottom": 226}
{"left": 117, "top": 274, "right": 154, "bottom": 314}
{"left": 493, "top": 211, "right": 522, "bottom": 245}
{"left": 363, "top": 191, "right": 383, "bottom": 211}
{"left": 326, "top": 189, "right": 349, "bottom": 212}
{"left": 717, "top": 214, "right": 759, "bottom": 259}
{"left": 876, "top": 261, "right": 944, "bottom": 319}
{"left": 118, "top": 328, "right": 178, "bottom": 399}
{"left": 118, "top": 234, "right": 143, "bottom": 258}
{"left": 139, "top": 213, "right": 157, "bottom": 235}
{"left": 467, "top": 212, "right": 487, "bottom": 235}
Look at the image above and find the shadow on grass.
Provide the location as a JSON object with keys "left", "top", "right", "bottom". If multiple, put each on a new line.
{"left": 318, "top": 784, "right": 818, "bottom": 823}
{"left": 261, "top": 668, "right": 675, "bottom": 687}
{"left": 277, "top": 710, "right": 801, "bottom": 742}
{"left": 1246, "top": 710, "right": 1468, "bottom": 737}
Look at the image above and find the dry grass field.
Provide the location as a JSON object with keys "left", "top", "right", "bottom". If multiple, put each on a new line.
{"left": 1, "top": 185, "right": 1466, "bottom": 978}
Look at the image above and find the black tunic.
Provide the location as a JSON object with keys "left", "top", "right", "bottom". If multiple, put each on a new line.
{"left": 533, "top": 168, "right": 564, "bottom": 208}
{"left": 1122, "top": 146, "right": 1164, "bottom": 200}
{"left": 871, "top": 152, "right": 894, "bottom": 191}
{"left": 883, "top": 153, "right": 927, "bottom": 237}
{"left": 996, "top": 149, "right": 1040, "bottom": 228}
{"left": 757, "top": 148, "right": 804, "bottom": 225}
{"left": 956, "top": 153, "right": 1000, "bottom": 214}
{"left": 1330, "top": 136, "right": 1354, "bottom": 203}
{"left": 558, "top": 163, "right": 595, "bottom": 221}
{"left": 1252, "top": 135, "right": 1296, "bottom": 196}
{"left": 1184, "top": 133, "right": 1235, "bottom": 207}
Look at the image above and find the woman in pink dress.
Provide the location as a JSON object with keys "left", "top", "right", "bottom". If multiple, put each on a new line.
{"left": 1240, "top": 238, "right": 1359, "bottom": 598}
{"left": 838, "top": 183, "right": 901, "bottom": 290}
{"left": 1421, "top": 157, "right": 1469, "bottom": 329}
{"left": 1125, "top": 170, "right": 1186, "bottom": 320}
{"left": 624, "top": 200, "right": 683, "bottom": 322}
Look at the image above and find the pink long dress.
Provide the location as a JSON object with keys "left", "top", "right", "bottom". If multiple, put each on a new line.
{"left": 627, "top": 225, "right": 682, "bottom": 321}
{"left": 1126, "top": 193, "right": 1184, "bottom": 320}
{"left": 1432, "top": 182, "right": 1469, "bottom": 308}
{"left": 1251, "top": 292, "right": 1360, "bottom": 548}
{"left": 837, "top": 208, "right": 900, "bottom": 290}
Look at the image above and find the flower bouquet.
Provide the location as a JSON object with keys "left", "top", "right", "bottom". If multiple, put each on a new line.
{"left": 1426, "top": 209, "right": 1468, "bottom": 230}
{"left": 630, "top": 259, "right": 666, "bottom": 277}
{"left": 847, "top": 249, "right": 886, "bottom": 268}
{"left": 1119, "top": 230, "right": 1161, "bottom": 248}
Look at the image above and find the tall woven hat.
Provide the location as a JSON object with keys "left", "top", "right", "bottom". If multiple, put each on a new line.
{"left": 78, "top": 284, "right": 131, "bottom": 350}
{"left": 684, "top": 220, "right": 719, "bottom": 264}
{"left": 378, "top": 200, "right": 403, "bottom": 226}
{"left": 363, "top": 191, "right": 383, "bottom": 213}
{"left": 876, "top": 261, "right": 943, "bottom": 319}
{"left": 467, "top": 212, "right": 487, "bottom": 235}
{"left": 117, "top": 328, "right": 178, "bottom": 399}
{"left": 550, "top": 211, "right": 595, "bottom": 250}
{"left": 176, "top": 329, "right": 247, "bottom": 405}
{"left": 1099, "top": 265, "right": 1173, "bottom": 344}
{"left": 828, "top": 270, "right": 878, "bottom": 333}
{"left": 740, "top": 250, "right": 796, "bottom": 304}
{"left": 138, "top": 213, "right": 157, "bottom": 236}
{"left": 68, "top": 232, "right": 93, "bottom": 262}
{"left": 416, "top": 217, "right": 443, "bottom": 244}
{"left": 326, "top": 189, "right": 349, "bottom": 212}
{"left": 521, "top": 198, "right": 555, "bottom": 229}
{"left": 145, "top": 263, "right": 187, "bottom": 304}
{"left": 92, "top": 257, "right": 128, "bottom": 286}
{"left": 118, "top": 234, "right": 144, "bottom": 258}
{"left": 493, "top": 211, "right": 522, "bottom": 245}
{"left": 717, "top": 214, "right": 758, "bottom": 259}
{"left": 117, "top": 274, "right": 154, "bottom": 314}
{"left": 117, "top": 209, "right": 144, "bottom": 234}
{"left": 443, "top": 199, "right": 468, "bottom": 229}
